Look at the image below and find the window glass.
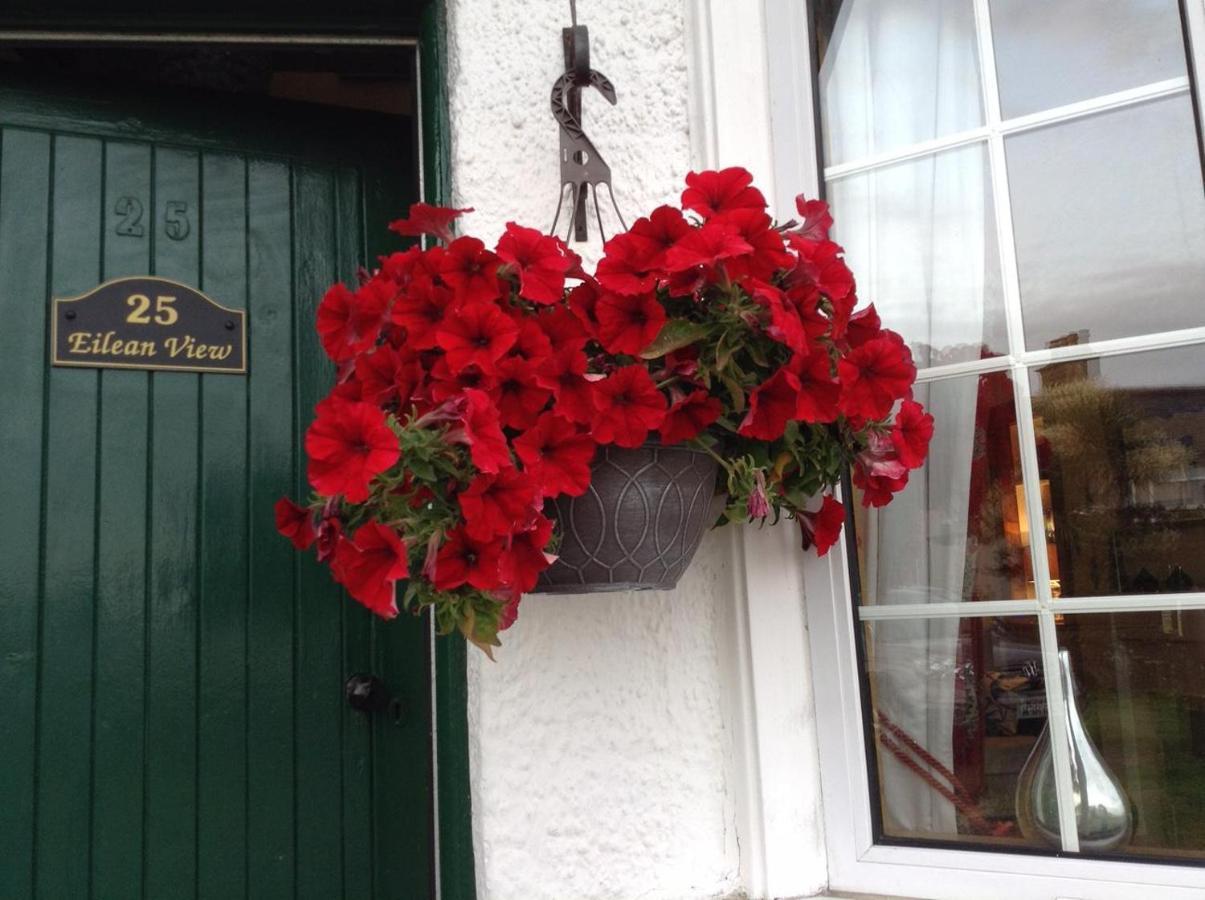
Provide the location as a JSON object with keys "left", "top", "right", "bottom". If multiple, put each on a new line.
{"left": 864, "top": 615, "right": 1048, "bottom": 847}
{"left": 1033, "top": 347, "right": 1205, "bottom": 599}
{"left": 990, "top": 0, "right": 1187, "bottom": 119}
{"left": 829, "top": 144, "right": 1007, "bottom": 369}
{"left": 818, "top": 0, "right": 984, "bottom": 165}
{"left": 853, "top": 373, "right": 1033, "bottom": 605}
{"left": 1057, "top": 611, "right": 1205, "bottom": 860}
{"left": 1007, "top": 95, "right": 1205, "bottom": 351}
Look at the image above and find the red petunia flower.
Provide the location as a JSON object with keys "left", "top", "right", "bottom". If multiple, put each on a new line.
{"left": 391, "top": 278, "right": 455, "bottom": 350}
{"left": 595, "top": 290, "right": 667, "bottom": 355}
{"left": 439, "top": 236, "right": 503, "bottom": 304}
{"left": 738, "top": 368, "right": 802, "bottom": 441}
{"left": 274, "top": 497, "right": 315, "bottom": 550}
{"left": 331, "top": 522, "right": 408, "bottom": 619}
{"left": 429, "top": 357, "right": 497, "bottom": 403}
{"left": 853, "top": 431, "right": 910, "bottom": 507}
{"left": 891, "top": 399, "right": 934, "bottom": 470}
{"left": 459, "top": 468, "right": 541, "bottom": 541}
{"left": 845, "top": 303, "right": 882, "bottom": 349}
{"left": 790, "top": 351, "right": 841, "bottom": 424}
{"left": 535, "top": 305, "right": 589, "bottom": 349}
{"left": 595, "top": 206, "right": 690, "bottom": 295}
{"left": 536, "top": 346, "right": 595, "bottom": 424}
{"left": 305, "top": 397, "right": 400, "bottom": 503}
{"left": 659, "top": 390, "right": 722, "bottom": 444}
{"left": 388, "top": 202, "right": 473, "bottom": 245}
{"left": 591, "top": 365, "right": 668, "bottom": 448}
{"left": 798, "top": 494, "right": 845, "bottom": 556}
{"left": 354, "top": 344, "right": 422, "bottom": 410}
{"left": 454, "top": 389, "right": 513, "bottom": 473}
{"left": 514, "top": 412, "right": 597, "bottom": 497}
{"left": 495, "top": 356, "right": 553, "bottom": 431}
{"left": 712, "top": 208, "right": 794, "bottom": 281}
{"left": 507, "top": 318, "right": 554, "bottom": 364}
{"left": 681, "top": 167, "right": 767, "bottom": 218}
{"left": 793, "top": 196, "right": 833, "bottom": 242}
{"left": 838, "top": 333, "right": 916, "bottom": 421}
{"left": 752, "top": 282, "right": 807, "bottom": 354}
{"left": 567, "top": 278, "right": 602, "bottom": 337}
{"left": 595, "top": 231, "right": 659, "bottom": 296}
{"left": 436, "top": 301, "right": 519, "bottom": 372}
{"left": 316, "top": 279, "right": 392, "bottom": 363}
{"left": 663, "top": 222, "right": 754, "bottom": 273}
{"left": 495, "top": 221, "right": 574, "bottom": 304}
{"left": 432, "top": 527, "right": 503, "bottom": 591}
{"left": 498, "top": 512, "right": 556, "bottom": 596}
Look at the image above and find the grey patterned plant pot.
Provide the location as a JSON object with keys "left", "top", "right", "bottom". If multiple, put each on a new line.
{"left": 532, "top": 442, "right": 721, "bottom": 593}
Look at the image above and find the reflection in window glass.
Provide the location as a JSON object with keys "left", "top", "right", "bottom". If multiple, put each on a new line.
{"left": 990, "top": 0, "right": 1187, "bottom": 119}
{"left": 1033, "top": 347, "right": 1205, "bottom": 599}
{"left": 865, "top": 615, "right": 1048, "bottom": 847}
{"left": 853, "top": 373, "right": 1035, "bottom": 605}
{"left": 1058, "top": 611, "right": 1205, "bottom": 860}
{"left": 828, "top": 144, "right": 1007, "bottom": 369}
{"left": 1007, "top": 96, "right": 1205, "bottom": 351}
{"left": 817, "top": 0, "right": 983, "bottom": 165}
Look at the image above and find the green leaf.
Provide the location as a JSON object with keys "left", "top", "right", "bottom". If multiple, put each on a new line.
{"left": 638, "top": 319, "right": 711, "bottom": 359}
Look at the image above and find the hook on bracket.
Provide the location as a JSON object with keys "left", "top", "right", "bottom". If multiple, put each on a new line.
{"left": 549, "top": 21, "right": 626, "bottom": 243}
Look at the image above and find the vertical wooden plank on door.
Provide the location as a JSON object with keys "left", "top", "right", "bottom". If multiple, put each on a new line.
{"left": 145, "top": 146, "right": 201, "bottom": 900}
{"left": 92, "top": 139, "right": 152, "bottom": 900}
{"left": 292, "top": 163, "right": 344, "bottom": 900}
{"left": 197, "top": 150, "right": 249, "bottom": 900}
{"left": 36, "top": 133, "right": 102, "bottom": 900}
{"left": 362, "top": 161, "right": 434, "bottom": 900}
{"left": 337, "top": 165, "right": 374, "bottom": 900}
{"left": 246, "top": 157, "right": 297, "bottom": 900}
{"left": 0, "top": 127, "right": 51, "bottom": 900}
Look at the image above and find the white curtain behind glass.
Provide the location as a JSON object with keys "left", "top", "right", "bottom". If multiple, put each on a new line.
{"left": 823, "top": 0, "right": 988, "bottom": 838}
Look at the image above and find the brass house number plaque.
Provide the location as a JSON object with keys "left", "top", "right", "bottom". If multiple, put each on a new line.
{"left": 52, "top": 277, "right": 247, "bottom": 375}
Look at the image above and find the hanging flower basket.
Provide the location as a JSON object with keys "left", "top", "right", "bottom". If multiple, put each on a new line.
{"left": 533, "top": 442, "right": 719, "bottom": 593}
{"left": 274, "top": 168, "right": 934, "bottom": 656}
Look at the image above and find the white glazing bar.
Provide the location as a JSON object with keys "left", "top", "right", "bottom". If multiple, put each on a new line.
{"left": 1056, "top": 592, "right": 1205, "bottom": 614}
{"left": 972, "top": 0, "right": 1081, "bottom": 854}
{"left": 824, "top": 127, "right": 990, "bottom": 181}
{"left": 1017, "top": 325, "right": 1205, "bottom": 366}
{"left": 857, "top": 600, "right": 1039, "bottom": 621}
{"left": 913, "top": 355, "right": 1014, "bottom": 384}
{"left": 1000, "top": 77, "right": 1189, "bottom": 136}
{"left": 913, "top": 327, "right": 1205, "bottom": 385}
{"left": 824, "top": 78, "right": 1189, "bottom": 182}
{"left": 1013, "top": 367, "right": 1081, "bottom": 852}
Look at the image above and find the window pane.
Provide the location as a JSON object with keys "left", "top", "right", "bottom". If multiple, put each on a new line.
{"left": 817, "top": 0, "right": 984, "bottom": 165}
{"left": 853, "top": 373, "right": 1035, "bottom": 605}
{"left": 1057, "top": 611, "right": 1205, "bottom": 860}
{"left": 1007, "top": 95, "right": 1205, "bottom": 351}
{"left": 1032, "top": 347, "right": 1205, "bottom": 599}
{"left": 991, "top": 0, "right": 1187, "bottom": 119}
{"left": 828, "top": 144, "right": 1007, "bottom": 369}
{"left": 864, "top": 615, "right": 1048, "bottom": 848}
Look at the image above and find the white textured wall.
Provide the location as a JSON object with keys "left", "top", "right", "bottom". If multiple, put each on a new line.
{"left": 444, "top": 1, "right": 743, "bottom": 898}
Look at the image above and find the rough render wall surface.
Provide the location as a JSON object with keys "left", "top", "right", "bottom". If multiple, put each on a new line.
{"left": 444, "top": 1, "right": 742, "bottom": 898}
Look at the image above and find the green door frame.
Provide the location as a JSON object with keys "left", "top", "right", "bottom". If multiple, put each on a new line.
{"left": 0, "top": 3, "right": 477, "bottom": 897}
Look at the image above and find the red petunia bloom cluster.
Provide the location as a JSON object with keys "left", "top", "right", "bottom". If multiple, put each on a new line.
{"left": 278, "top": 168, "right": 932, "bottom": 653}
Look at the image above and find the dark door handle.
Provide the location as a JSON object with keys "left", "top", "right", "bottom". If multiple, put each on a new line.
{"left": 344, "top": 673, "right": 402, "bottom": 723}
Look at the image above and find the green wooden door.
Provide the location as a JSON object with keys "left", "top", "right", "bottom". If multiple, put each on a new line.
{"left": 0, "top": 73, "right": 433, "bottom": 900}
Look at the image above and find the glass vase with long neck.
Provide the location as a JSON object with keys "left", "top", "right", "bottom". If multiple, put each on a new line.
{"left": 1016, "top": 649, "right": 1132, "bottom": 852}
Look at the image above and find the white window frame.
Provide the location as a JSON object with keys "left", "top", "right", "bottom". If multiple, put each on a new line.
{"left": 743, "top": 0, "right": 1205, "bottom": 897}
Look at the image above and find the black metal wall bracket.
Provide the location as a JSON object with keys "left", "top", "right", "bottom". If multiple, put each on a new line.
{"left": 549, "top": 20, "right": 627, "bottom": 243}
